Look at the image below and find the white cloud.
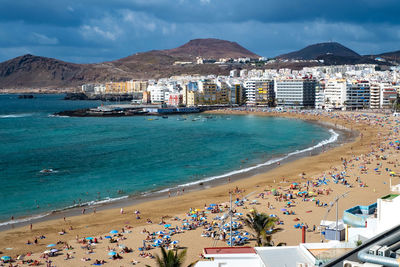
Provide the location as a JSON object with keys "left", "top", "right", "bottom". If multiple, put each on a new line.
{"left": 80, "top": 25, "right": 118, "bottom": 41}
{"left": 121, "top": 10, "right": 158, "bottom": 32}
{"left": 31, "top": 32, "right": 59, "bottom": 45}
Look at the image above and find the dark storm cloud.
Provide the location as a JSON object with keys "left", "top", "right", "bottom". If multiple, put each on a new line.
{"left": 0, "top": 0, "right": 400, "bottom": 63}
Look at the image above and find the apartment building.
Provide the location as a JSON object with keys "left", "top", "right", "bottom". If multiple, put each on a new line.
{"left": 147, "top": 84, "right": 167, "bottom": 103}
{"left": 126, "top": 80, "right": 148, "bottom": 93}
{"left": 380, "top": 83, "right": 397, "bottom": 109}
{"left": 324, "top": 79, "right": 348, "bottom": 109}
{"left": 345, "top": 80, "right": 370, "bottom": 110}
{"left": 198, "top": 80, "right": 217, "bottom": 104}
{"left": 370, "top": 83, "right": 381, "bottom": 109}
{"left": 105, "top": 82, "right": 128, "bottom": 94}
{"left": 275, "top": 79, "right": 316, "bottom": 107}
{"left": 230, "top": 84, "right": 243, "bottom": 105}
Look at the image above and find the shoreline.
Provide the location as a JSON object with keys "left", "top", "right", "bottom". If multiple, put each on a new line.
{"left": 1, "top": 109, "right": 383, "bottom": 263}
{"left": 0, "top": 114, "right": 354, "bottom": 231}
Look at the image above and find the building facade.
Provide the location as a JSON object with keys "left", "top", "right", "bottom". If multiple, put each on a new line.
{"left": 276, "top": 79, "right": 316, "bottom": 108}
{"left": 345, "top": 81, "right": 370, "bottom": 110}
{"left": 324, "top": 79, "right": 348, "bottom": 109}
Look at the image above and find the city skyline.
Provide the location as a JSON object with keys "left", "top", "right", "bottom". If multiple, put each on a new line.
{"left": 1, "top": 0, "right": 400, "bottom": 63}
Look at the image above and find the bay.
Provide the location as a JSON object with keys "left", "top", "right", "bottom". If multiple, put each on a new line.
{"left": 0, "top": 94, "right": 332, "bottom": 222}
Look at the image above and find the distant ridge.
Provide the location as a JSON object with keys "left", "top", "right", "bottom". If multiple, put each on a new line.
{"left": 0, "top": 38, "right": 259, "bottom": 89}
{"left": 277, "top": 42, "right": 361, "bottom": 60}
{"left": 376, "top": 50, "right": 400, "bottom": 63}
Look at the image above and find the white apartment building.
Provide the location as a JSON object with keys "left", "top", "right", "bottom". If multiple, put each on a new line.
{"left": 315, "top": 85, "right": 325, "bottom": 110}
{"left": 147, "top": 84, "right": 167, "bottom": 103}
{"left": 94, "top": 84, "right": 106, "bottom": 95}
{"left": 244, "top": 80, "right": 256, "bottom": 106}
{"left": 275, "top": 79, "right": 316, "bottom": 107}
{"left": 345, "top": 80, "right": 370, "bottom": 110}
{"left": 370, "top": 83, "right": 381, "bottom": 109}
{"left": 324, "top": 79, "right": 348, "bottom": 109}
{"left": 81, "top": 84, "right": 96, "bottom": 94}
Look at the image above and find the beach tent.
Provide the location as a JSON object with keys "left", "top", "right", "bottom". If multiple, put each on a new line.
{"left": 109, "top": 230, "right": 118, "bottom": 234}
{"left": 108, "top": 251, "right": 117, "bottom": 256}
{"left": 47, "top": 244, "right": 56, "bottom": 247}
{"left": 1, "top": 256, "right": 11, "bottom": 262}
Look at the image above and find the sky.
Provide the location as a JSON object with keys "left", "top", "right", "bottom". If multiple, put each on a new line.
{"left": 1, "top": 0, "right": 400, "bottom": 63}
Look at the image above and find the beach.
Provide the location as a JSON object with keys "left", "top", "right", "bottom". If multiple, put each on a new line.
{"left": 0, "top": 109, "right": 398, "bottom": 266}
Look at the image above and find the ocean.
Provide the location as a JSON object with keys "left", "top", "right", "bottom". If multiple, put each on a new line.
{"left": 0, "top": 94, "right": 335, "bottom": 225}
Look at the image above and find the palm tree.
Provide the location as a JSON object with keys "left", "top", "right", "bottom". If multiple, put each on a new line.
{"left": 147, "top": 247, "right": 196, "bottom": 267}
{"left": 243, "top": 209, "right": 279, "bottom": 246}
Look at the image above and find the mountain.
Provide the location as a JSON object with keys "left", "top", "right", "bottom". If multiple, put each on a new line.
{"left": 376, "top": 50, "right": 400, "bottom": 63}
{"left": 0, "top": 54, "right": 134, "bottom": 89}
{"left": 277, "top": 42, "right": 361, "bottom": 60}
{"left": 163, "top": 38, "right": 259, "bottom": 59}
{"left": 0, "top": 38, "right": 259, "bottom": 90}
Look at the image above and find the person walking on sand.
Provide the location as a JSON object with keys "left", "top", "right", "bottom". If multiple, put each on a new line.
{"left": 120, "top": 208, "right": 124, "bottom": 214}
{"left": 30, "top": 223, "right": 32, "bottom": 230}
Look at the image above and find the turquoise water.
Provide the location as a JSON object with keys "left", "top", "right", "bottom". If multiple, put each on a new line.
{"left": 0, "top": 94, "right": 333, "bottom": 223}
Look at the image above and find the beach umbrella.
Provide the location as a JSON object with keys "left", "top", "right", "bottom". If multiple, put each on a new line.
{"left": 163, "top": 235, "right": 171, "bottom": 239}
{"left": 47, "top": 244, "right": 56, "bottom": 247}
{"left": 209, "top": 204, "right": 217, "bottom": 207}
{"left": 43, "top": 250, "right": 51, "bottom": 254}
{"left": 105, "top": 236, "right": 112, "bottom": 239}
{"left": 85, "top": 237, "right": 94, "bottom": 240}
{"left": 182, "top": 222, "right": 189, "bottom": 226}
{"left": 235, "top": 213, "right": 243, "bottom": 216}
{"left": 108, "top": 251, "right": 117, "bottom": 256}
{"left": 191, "top": 214, "right": 198, "bottom": 218}
{"left": 1, "top": 256, "right": 11, "bottom": 262}
{"left": 109, "top": 230, "right": 118, "bottom": 234}
{"left": 154, "top": 239, "right": 163, "bottom": 245}
{"left": 171, "top": 240, "right": 179, "bottom": 244}
{"left": 156, "top": 231, "right": 166, "bottom": 235}
{"left": 164, "top": 224, "right": 171, "bottom": 228}
{"left": 206, "top": 207, "right": 213, "bottom": 210}
{"left": 50, "top": 249, "right": 58, "bottom": 253}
